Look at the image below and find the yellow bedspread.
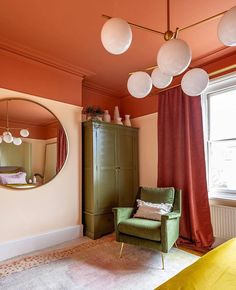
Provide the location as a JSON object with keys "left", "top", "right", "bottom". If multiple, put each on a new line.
{"left": 155, "top": 238, "right": 236, "bottom": 290}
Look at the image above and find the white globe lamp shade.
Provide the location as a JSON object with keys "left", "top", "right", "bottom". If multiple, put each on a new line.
{"left": 157, "top": 39, "right": 192, "bottom": 76}
{"left": 151, "top": 68, "right": 173, "bottom": 89}
{"left": 20, "top": 129, "right": 29, "bottom": 137}
{"left": 13, "top": 137, "right": 22, "bottom": 146}
{"left": 3, "top": 133, "right": 13, "bottom": 143}
{"left": 101, "top": 18, "right": 132, "bottom": 55}
{"left": 3, "top": 131, "right": 12, "bottom": 136}
{"left": 181, "top": 68, "right": 209, "bottom": 96}
{"left": 0, "top": 136, "right": 2, "bottom": 144}
{"left": 218, "top": 6, "right": 236, "bottom": 46}
{"left": 127, "top": 71, "right": 152, "bottom": 98}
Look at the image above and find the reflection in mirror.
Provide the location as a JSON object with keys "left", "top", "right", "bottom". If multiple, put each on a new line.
{"left": 0, "top": 99, "right": 67, "bottom": 189}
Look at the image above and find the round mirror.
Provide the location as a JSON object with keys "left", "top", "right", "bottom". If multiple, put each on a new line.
{"left": 0, "top": 98, "right": 68, "bottom": 189}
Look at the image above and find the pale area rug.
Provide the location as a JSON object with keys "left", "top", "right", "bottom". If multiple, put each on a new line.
{"left": 0, "top": 235, "right": 199, "bottom": 290}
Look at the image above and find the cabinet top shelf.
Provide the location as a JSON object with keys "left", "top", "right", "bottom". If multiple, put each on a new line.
{"left": 83, "top": 119, "right": 139, "bottom": 130}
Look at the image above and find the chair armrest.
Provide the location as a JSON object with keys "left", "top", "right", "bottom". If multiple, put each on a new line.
{"left": 113, "top": 207, "right": 134, "bottom": 241}
{"left": 161, "top": 211, "right": 181, "bottom": 221}
{"left": 161, "top": 211, "right": 181, "bottom": 253}
{"left": 113, "top": 207, "right": 134, "bottom": 224}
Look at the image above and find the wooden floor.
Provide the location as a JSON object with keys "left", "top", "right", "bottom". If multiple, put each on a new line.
{"left": 177, "top": 245, "right": 204, "bottom": 257}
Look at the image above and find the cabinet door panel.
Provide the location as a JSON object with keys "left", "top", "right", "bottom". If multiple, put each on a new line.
{"left": 118, "top": 129, "right": 139, "bottom": 207}
{"left": 97, "top": 126, "right": 117, "bottom": 167}
{"left": 118, "top": 131, "right": 134, "bottom": 168}
{"left": 118, "top": 169, "right": 136, "bottom": 206}
{"left": 98, "top": 169, "right": 117, "bottom": 210}
{"left": 83, "top": 126, "right": 94, "bottom": 212}
{"left": 95, "top": 125, "right": 118, "bottom": 212}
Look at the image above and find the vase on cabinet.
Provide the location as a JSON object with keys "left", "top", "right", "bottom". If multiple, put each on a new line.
{"left": 124, "top": 115, "right": 131, "bottom": 126}
{"left": 115, "top": 117, "right": 123, "bottom": 125}
{"left": 113, "top": 106, "right": 120, "bottom": 123}
{"left": 103, "top": 110, "right": 111, "bottom": 122}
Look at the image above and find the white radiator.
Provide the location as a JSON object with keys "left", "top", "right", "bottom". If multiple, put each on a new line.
{"left": 210, "top": 204, "right": 236, "bottom": 239}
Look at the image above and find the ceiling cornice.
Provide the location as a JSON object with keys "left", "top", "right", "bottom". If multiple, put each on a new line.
{"left": 190, "top": 46, "right": 236, "bottom": 67}
{"left": 83, "top": 80, "right": 125, "bottom": 98}
{"left": 0, "top": 117, "right": 55, "bottom": 128}
{"left": 0, "top": 38, "right": 96, "bottom": 79}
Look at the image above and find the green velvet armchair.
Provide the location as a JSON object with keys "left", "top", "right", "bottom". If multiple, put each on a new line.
{"left": 113, "top": 187, "right": 182, "bottom": 269}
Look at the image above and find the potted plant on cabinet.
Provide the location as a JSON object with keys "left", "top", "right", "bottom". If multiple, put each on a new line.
{"left": 84, "top": 106, "right": 104, "bottom": 121}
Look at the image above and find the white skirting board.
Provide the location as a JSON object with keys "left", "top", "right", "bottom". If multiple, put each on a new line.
{"left": 0, "top": 225, "right": 83, "bottom": 262}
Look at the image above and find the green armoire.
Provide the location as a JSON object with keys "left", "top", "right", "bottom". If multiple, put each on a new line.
{"left": 82, "top": 120, "right": 139, "bottom": 239}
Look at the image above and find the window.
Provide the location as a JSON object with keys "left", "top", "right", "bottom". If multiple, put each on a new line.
{"left": 202, "top": 72, "right": 236, "bottom": 200}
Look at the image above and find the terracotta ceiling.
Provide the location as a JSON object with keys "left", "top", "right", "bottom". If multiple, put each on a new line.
{"left": 0, "top": 99, "right": 57, "bottom": 126}
{"left": 0, "top": 0, "right": 235, "bottom": 97}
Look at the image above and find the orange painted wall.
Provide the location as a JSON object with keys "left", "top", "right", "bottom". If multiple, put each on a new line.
{"left": 0, "top": 120, "right": 59, "bottom": 140}
{"left": 0, "top": 50, "right": 83, "bottom": 106}
{"left": 82, "top": 86, "right": 120, "bottom": 117}
{"left": 120, "top": 94, "right": 158, "bottom": 119}
{"left": 43, "top": 122, "right": 59, "bottom": 139}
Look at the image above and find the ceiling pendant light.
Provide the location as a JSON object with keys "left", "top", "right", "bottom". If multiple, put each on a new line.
{"left": 0, "top": 100, "right": 29, "bottom": 145}
{"left": 3, "top": 132, "right": 13, "bottom": 143}
{"left": 151, "top": 67, "right": 173, "bottom": 89}
{"left": 101, "top": 18, "right": 132, "bottom": 55}
{"left": 157, "top": 39, "right": 192, "bottom": 76}
{"left": 127, "top": 71, "right": 152, "bottom": 98}
{"left": 13, "top": 137, "right": 22, "bottom": 146}
{"left": 101, "top": 1, "right": 234, "bottom": 98}
{"left": 181, "top": 68, "right": 209, "bottom": 96}
{"left": 20, "top": 129, "right": 29, "bottom": 137}
{"left": 217, "top": 6, "right": 236, "bottom": 46}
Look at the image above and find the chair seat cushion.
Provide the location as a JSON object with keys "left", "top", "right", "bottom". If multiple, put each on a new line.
{"left": 118, "top": 218, "right": 161, "bottom": 241}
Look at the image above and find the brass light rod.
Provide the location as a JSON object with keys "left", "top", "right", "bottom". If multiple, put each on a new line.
{"left": 167, "top": 0, "right": 170, "bottom": 31}
{"left": 148, "top": 64, "right": 236, "bottom": 95}
{"left": 102, "top": 14, "right": 164, "bottom": 36}
{"left": 6, "top": 100, "right": 9, "bottom": 129}
{"left": 0, "top": 126, "right": 27, "bottom": 130}
{"left": 208, "top": 64, "right": 236, "bottom": 77}
{"left": 102, "top": 8, "right": 227, "bottom": 37}
{"left": 179, "top": 10, "right": 227, "bottom": 32}
{"left": 129, "top": 64, "right": 236, "bottom": 77}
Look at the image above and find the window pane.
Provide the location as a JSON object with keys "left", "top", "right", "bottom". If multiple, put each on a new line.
{"left": 209, "top": 140, "right": 236, "bottom": 190}
{"left": 209, "top": 87, "right": 236, "bottom": 140}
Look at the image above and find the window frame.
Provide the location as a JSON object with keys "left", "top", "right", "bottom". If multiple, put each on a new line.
{"left": 201, "top": 72, "right": 236, "bottom": 200}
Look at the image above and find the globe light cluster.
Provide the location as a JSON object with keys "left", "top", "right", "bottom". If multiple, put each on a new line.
{"left": 101, "top": 6, "right": 236, "bottom": 98}
{"left": 0, "top": 129, "right": 29, "bottom": 146}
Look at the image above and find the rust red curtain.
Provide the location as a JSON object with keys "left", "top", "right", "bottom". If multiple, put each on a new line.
{"left": 56, "top": 126, "right": 67, "bottom": 173}
{"left": 158, "top": 86, "right": 214, "bottom": 249}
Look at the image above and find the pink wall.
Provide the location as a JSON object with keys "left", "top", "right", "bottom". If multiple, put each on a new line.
{"left": 0, "top": 50, "right": 83, "bottom": 106}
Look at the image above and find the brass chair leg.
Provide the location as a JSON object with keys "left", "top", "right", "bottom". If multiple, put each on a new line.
{"left": 119, "top": 242, "right": 124, "bottom": 258}
{"left": 161, "top": 252, "right": 165, "bottom": 270}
